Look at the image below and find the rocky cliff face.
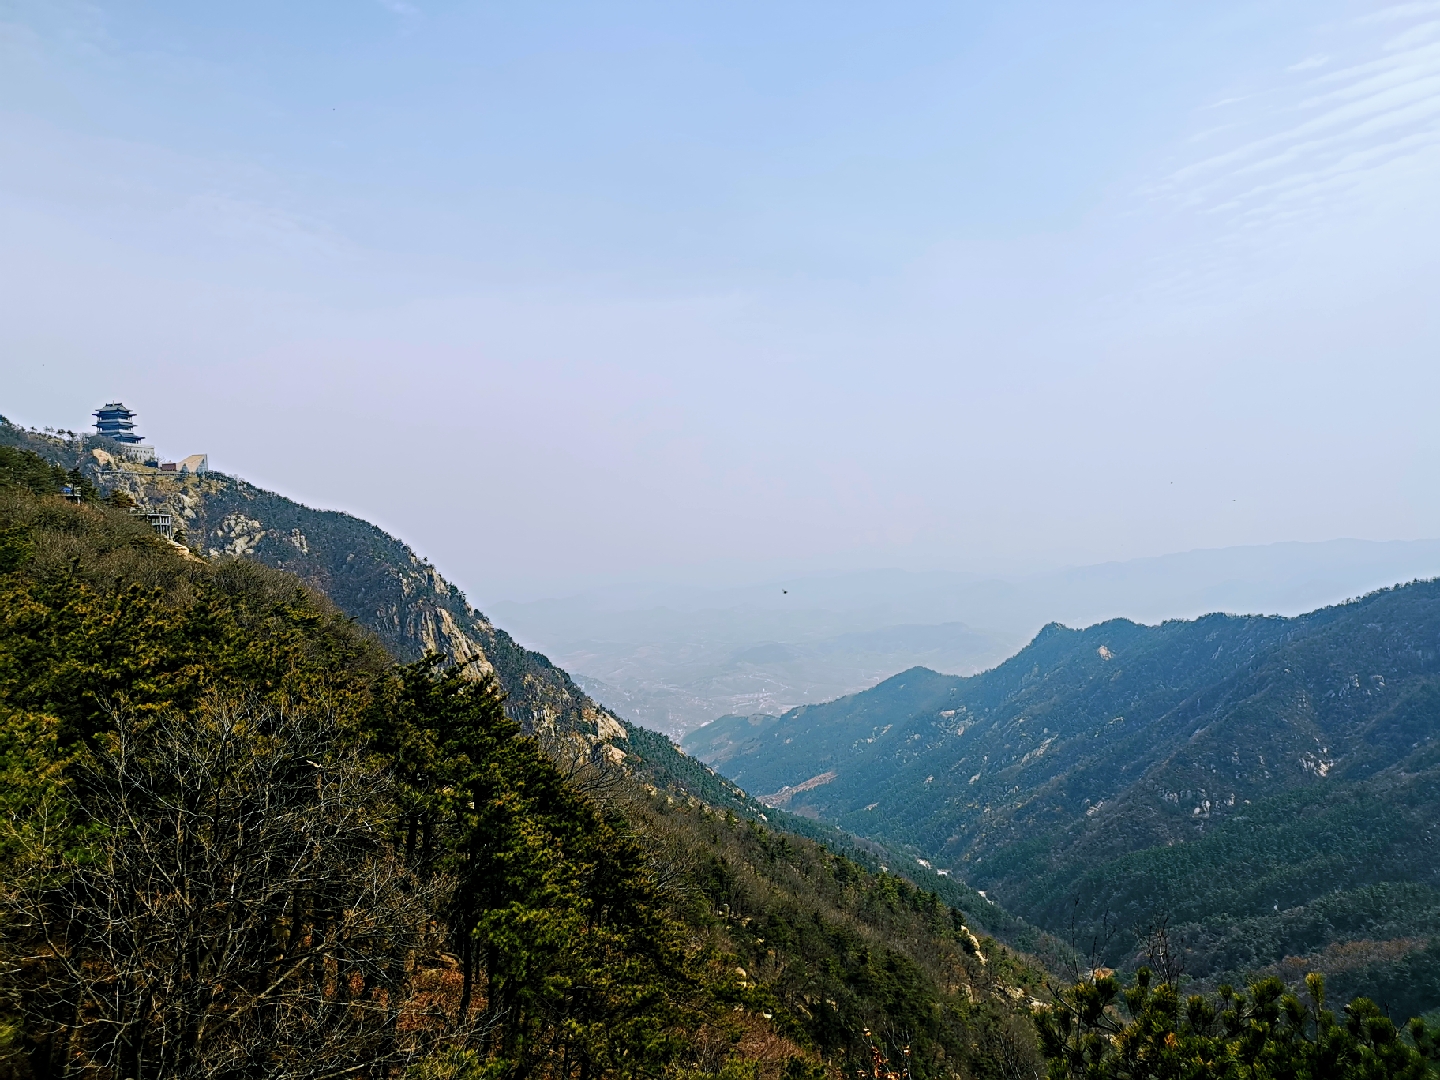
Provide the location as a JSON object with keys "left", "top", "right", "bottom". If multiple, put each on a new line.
{"left": 0, "top": 423, "right": 626, "bottom": 755}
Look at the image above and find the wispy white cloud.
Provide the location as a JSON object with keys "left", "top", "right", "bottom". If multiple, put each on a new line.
{"left": 1143, "top": 7, "right": 1440, "bottom": 252}
{"left": 179, "top": 192, "right": 343, "bottom": 255}
{"left": 375, "top": 0, "right": 419, "bottom": 15}
{"left": 1358, "top": 1, "right": 1440, "bottom": 24}
{"left": 1200, "top": 95, "right": 1253, "bottom": 111}
{"left": 1107, "top": 4, "right": 1440, "bottom": 314}
{"left": 1385, "top": 20, "right": 1440, "bottom": 49}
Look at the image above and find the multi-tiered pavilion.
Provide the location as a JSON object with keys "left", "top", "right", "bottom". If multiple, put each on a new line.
{"left": 93, "top": 403, "right": 145, "bottom": 444}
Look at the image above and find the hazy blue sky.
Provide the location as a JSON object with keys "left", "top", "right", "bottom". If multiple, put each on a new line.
{"left": 3, "top": 1, "right": 1438, "bottom": 602}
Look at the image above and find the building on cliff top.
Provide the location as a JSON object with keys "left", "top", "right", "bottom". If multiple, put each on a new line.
{"left": 93, "top": 402, "right": 156, "bottom": 463}
{"left": 160, "top": 454, "right": 209, "bottom": 475}
{"left": 94, "top": 403, "right": 143, "bottom": 443}
{"left": 91, "top": 403, "right": 206, "bottom": 473}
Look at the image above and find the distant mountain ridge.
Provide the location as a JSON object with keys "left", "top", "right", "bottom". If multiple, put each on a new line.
{"left": 684, "top": 583, "right": 1440, "bottom": 1017}
{"left": 493, "top": 541, "right": 1440, "bottom": 734}
{"left": 547, "top": 618, "right": 1018, "bottom": 734}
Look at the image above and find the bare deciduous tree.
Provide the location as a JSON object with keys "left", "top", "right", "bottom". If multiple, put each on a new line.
{"left": 8, "top": 700, "right": 449, "bottom": 1080}
{"left": 1136, "top": 913, "right": 1187, "bottom": 988}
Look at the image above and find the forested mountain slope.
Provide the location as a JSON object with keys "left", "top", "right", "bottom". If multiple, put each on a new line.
{"left": 0, "top": 443, "right": 1055, "bottom": 1080}
{"left": 0, "top": 418, "right": 1061, "bottom": 959}
{"left": 0, "top": 419, "right": 621, "bottom": 747}
{"left": 6, "top": 426, "right": 1440, "bottom": 1075}
{"left": 685, "top": 589, "right": 1440, "bottom": 1015}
